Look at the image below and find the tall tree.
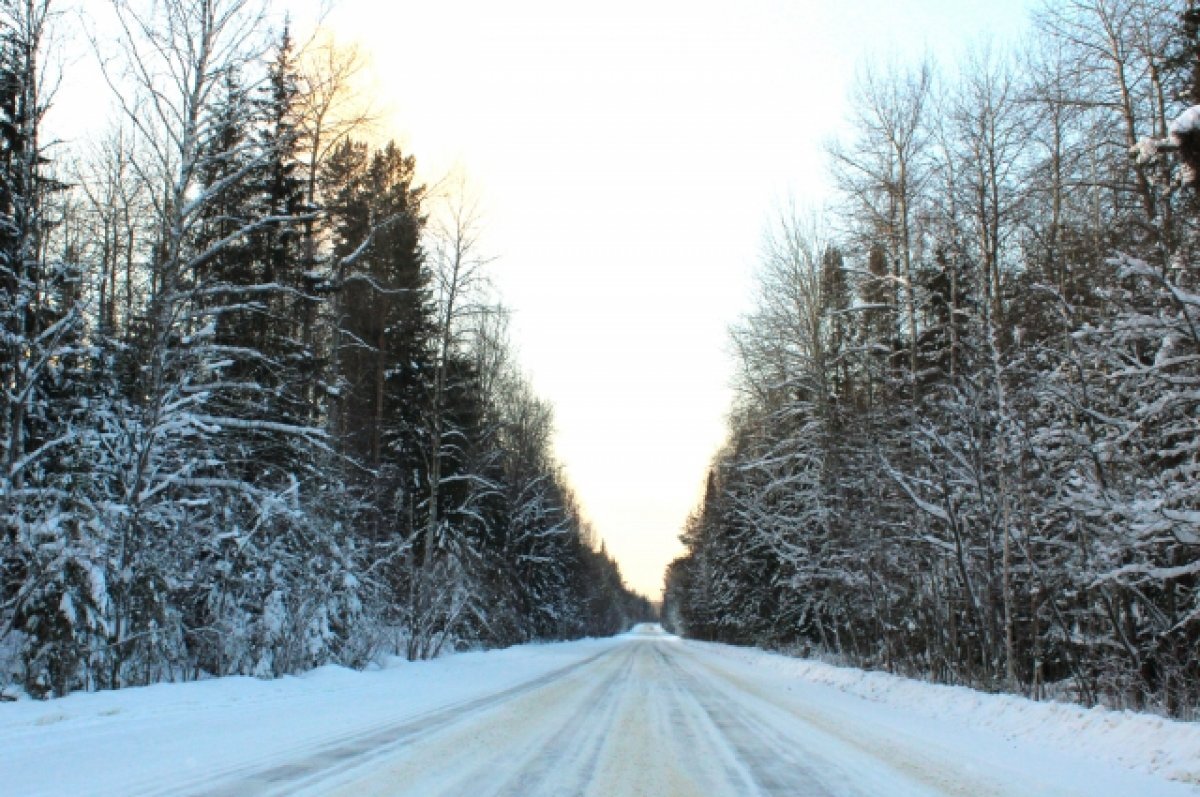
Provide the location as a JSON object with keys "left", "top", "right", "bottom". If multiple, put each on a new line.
{"left": 0, "top": 0, "right": 103, "bottom": 697}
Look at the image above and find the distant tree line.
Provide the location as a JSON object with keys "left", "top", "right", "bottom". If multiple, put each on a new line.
{"left": 0, "top": 0, "right": 650, "bottom": 699}
{"left": 666, "top": 0, "right": 1200, "bottom": 719}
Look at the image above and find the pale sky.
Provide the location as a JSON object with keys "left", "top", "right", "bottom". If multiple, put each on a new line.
{"left": 61, "top": 0, "right": 1038, "bottom": 598}
{"left": 307, "top": 0, "right": 1040, "bottom": 598}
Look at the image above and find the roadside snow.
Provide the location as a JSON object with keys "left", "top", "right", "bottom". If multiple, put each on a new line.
{"left": 693, "top": 641, "right": 1200, "bottom": 786}
{"left": 0, "top": 637, "right": 621, "bottom": 797}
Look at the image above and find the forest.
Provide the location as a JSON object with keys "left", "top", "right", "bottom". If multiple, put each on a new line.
{"left": 665, "top": 0, "right": 1200, "bottom": 719}
{"left": 0, "top": 0, "right": 649, "bottom": 699}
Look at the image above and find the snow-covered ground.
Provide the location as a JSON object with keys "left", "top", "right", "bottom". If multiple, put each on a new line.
{"left": 1, "top": 625, "right": 1197, "bottom": 796}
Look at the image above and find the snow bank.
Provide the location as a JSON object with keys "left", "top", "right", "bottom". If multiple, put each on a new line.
{"left": 0, "top": 636, "right": 621, "bottom": 796}
{"left": 696, "top": 642, "right": 1200, "bottom": 785}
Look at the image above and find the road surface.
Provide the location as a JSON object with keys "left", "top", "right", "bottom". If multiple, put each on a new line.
{"left": 160, "top": 624, "right": 1189, "bottom": 797}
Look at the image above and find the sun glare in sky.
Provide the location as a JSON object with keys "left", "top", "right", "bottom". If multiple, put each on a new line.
{"left": 296, "top": 0, "right": 1040, "bottom": 597}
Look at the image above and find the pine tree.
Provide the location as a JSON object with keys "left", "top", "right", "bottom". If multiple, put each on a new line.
{"left": 0, "top": 0, "right": 106, "bottom": 697}
{"left": 323, "top": 139, "right": 433, "bottom": 648}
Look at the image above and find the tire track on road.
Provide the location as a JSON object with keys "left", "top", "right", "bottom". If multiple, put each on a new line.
{"left": 669, "top": 643, "right": 995, "bottom": 797}
{"left": 160, "top": 645, "right": 620, "bottom": 797}
{"left": 658, "top": 642, "right": 856, "bottom": 796}
{"left": 308, "top": 643, "right": 640, "bottom": 797}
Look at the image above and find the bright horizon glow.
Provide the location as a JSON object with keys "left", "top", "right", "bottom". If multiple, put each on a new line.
{"left": 308, "top": 0, "right": 1039, "bottom": 598}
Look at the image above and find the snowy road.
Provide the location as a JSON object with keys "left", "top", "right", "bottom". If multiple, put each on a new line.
{"left": 193, "top": 626, "right": 1195, "bottom": 797}
{"left": 282, "top": 627, "right": 967, "bottom": 797}
{"left": 3, "top": 625, "right": 1197, "bottom": 796}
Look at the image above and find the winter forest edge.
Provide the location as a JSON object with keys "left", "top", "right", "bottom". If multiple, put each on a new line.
{"left": 2, "top": 0, "right": 1200, "bottom": 728}
{"left": 0, "top": 0, "right": 651, "bottom": 700}
{"left": 665, "top": 0, "right": 1200, "bottom": 720}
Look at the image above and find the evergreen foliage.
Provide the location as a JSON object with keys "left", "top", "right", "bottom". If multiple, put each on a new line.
{"left": 0, "top": 0, "right": 649, "bottom": 699}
